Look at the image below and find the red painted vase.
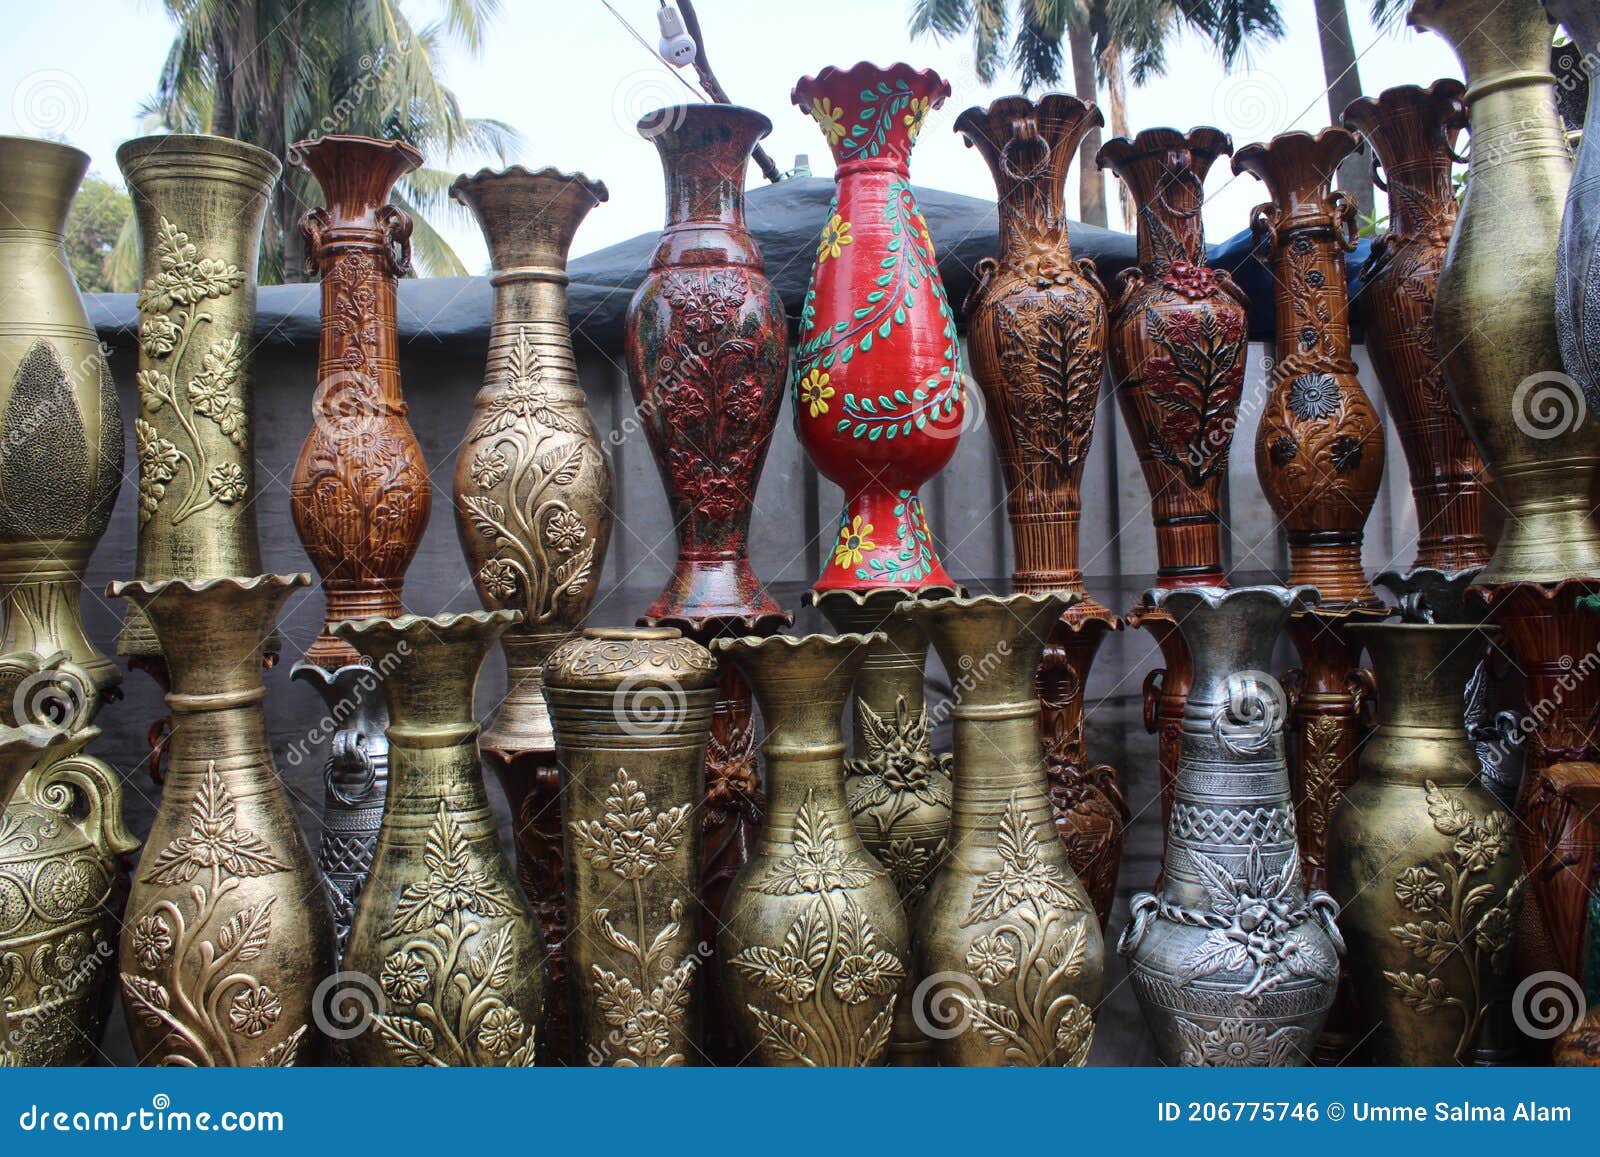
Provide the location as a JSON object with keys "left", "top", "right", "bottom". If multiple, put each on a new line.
{"left": 792, "top": 63, "right": 965, "bottom": 593}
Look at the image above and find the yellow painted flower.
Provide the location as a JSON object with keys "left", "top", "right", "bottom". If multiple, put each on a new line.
{"left": 833, "top": 516, "right": 875, "bottom": 569}
{"left": 811, "top": 97, "right": 847, "bottom": 146}
{"left": 903, "top": 97, "right": 931, "bottom": 143}
{"left": 916, "top": 212, "right": 936, "bottom": 263}
{"left": 799, "top": 368, "right": 835, "bottom": 418}
{"left": 817, "top": 213, "right": 853, "bottom": 262}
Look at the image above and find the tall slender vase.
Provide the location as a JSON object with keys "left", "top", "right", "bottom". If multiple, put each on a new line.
{"left": 0, "top": 137, "right": 123, "bottom": 695}
{"left": 451, "top": 166, "right": 615, "bottom": 1058}
{"left": 290, "top": 135, "right": 431, "bottom": 666}
{"left": 1412, "top": 0, "right": 1598, "bottom": 582}
{"left": 1097, "top": 126, "right": 1250, "bottom": 839}
{"left": 813, "top": 588, "right": 952, "bottom": 1064}
{"left": 1547, "top": 0, "right": 1600, "bottom": 416}
{"left": 901, "top": 593, "right": 1104, "bottom": 1066}
{"left": 0, "top": 654, "right": 137, "bottom": 1066}
{"left": 116, "top": 134, "right": 280, "bottom": 677}
{"left": 543, "top": 627, "right": 718, "bottom": 1066}
{"left": 1343, "top": 83, "right": 1490, "bottom": 574}
{"left": 710, "top": 633, "right": 909, "bottom": 1067}
{"left": 792, "top": 63, "right": 965, "bottom": 593}
{"left": 1328, "top": 622, "right": 1520, "bottom": 1064}
{"left": 954, "top": 95, "right": 1124, "bottom": 917}
{"left": 109, "top": 575, "right": 334, "bottom": 1067}
{"left": 1120, "top": 586, "right": 1344, "bottom": 1067}
{"left": 332, "top": 611, "right": 544, "bottom": 1067}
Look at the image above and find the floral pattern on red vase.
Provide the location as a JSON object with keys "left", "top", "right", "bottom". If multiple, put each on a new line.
{"left": 792, "top": 63, "right": 964, "bottom": 594}
{"left": 625, "top": 104, "right": 789, "bottom": 632}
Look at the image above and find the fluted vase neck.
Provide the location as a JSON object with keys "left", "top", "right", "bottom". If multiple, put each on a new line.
{"left": 0, "top": 136, "right": 88, "bottom": 236}
{"left": 1097, "top": 126, "right": 1230, "bottom": 272}
{"left": 793, "top": 62, "right": 950, "bottom": 172}
{"left": 1410, "top": 0, "right": 1562, "bottom": 91}
{"left": 292, "top": 135, "right": 421, "bottom": 253}
{"left": 1343, "top": 81, "right": 1465, "bottom": 239}
{"left": 644, "top": 104, "right": 770, "bottom": 270}
{"left": 901, "top": 593, "right": 1075, "bottom": 712}
{"left": 1348, "top": 622, "right": 1488, "bottom": 742}
{"left": 1233, "top": 128, "right": 1362, "bottom": 238}
{"left": 1147, "top": 585, "right": 1317, "bottom": 702}
{"left": 451, "top": 166, "right": 607, "bottom": 286}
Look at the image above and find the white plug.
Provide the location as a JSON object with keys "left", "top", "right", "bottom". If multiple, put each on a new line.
{"left": 658, "top": 2, "right": 697, "bottom": 67}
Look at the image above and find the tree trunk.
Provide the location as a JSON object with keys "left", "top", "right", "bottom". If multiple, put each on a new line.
{"left": 1104, "top": 46, "right": 1135, "bottom": 233}
{"left": 208, "top": 31, "right": 238, "bottom": 138}
{"left": 1068, "top": 23, "right": 1107, "bottom": 227}
{"left": 1312, "top": 0, "right": 1374, "bottom": 222}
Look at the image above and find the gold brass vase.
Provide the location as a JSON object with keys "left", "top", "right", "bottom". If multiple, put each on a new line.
{"left": 543, "top": 627, "right": 718, "bottom": 1066}
{"left": 332, "top": 611, "right": 545, "bottom": 1067}
{"left": 109, "top": 575, "right": 334, "bottom": 1067}
{"left": 0, "top": 137, "right": 123, "bottom": 694}
{"left": 710, "top": 633, "right": 909, "bottom": 1067}
{"left": 1329, "top": 622, "right": 1521, "bottom": 1064}
{"left": 116, "top": 134, "right": 280, "bottom": 672}
{"left": 900, "top": 593, "right": 1105, "bottom": 1067}
{"left": 1411, "top": 0, "right": 1598, "bottom": 582}
{"left": 0, "top": 654, "right": 137, "bottom": 1066}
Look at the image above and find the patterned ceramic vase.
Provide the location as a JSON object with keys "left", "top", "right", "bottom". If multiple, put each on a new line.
{"left": 901, "top": 593, "right": 1105, "bottom": 1067}
{"left": 1549, "top": 0, "right": 1600, "bottom": 417}
{"left": 332, "top": 611, "right": 545, "bottom": 1067}
{"left": 110, "top": 575, "right": 334, "bottom": 1067}
{"left": 117, "top": 133, "right": 280, "bottom": 673}
{"left": 1328, "top": 622, "right": 1520, "bottom": 1065}
{"left": 543, "top": 627, "right": 718, "bottom": 1066}
{"left": 792, "top": 63, "right": 965, "bottom": 593}
{"left": 291, "top": 135, "right": 431, "bottom": 666}
{"left": 0, "top": 654, "right": 137, "bottom": 1066}
{"left": 710, "top": 633, "right": 909, "bottom": 1066}
{"left": 1343, "top": 83, "right": 1489, "bottom": 574}
{"left": 1120, "top": 586, "right": 1345, "bottom": 1067}
{"left": 0, "top": 136, "right": 123, "bottom": 695}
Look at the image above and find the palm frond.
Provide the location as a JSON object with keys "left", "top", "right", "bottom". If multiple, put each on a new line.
{"left": 908, "top": 0, "right": 973, "bottom": 39}
{"left": 971, "top": 0, "right": 1011, "bottom": 84}
{"left": 392, "top": 189, "right": 467, "bottom": 278}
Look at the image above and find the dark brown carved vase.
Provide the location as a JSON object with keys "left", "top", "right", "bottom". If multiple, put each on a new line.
{"left": 1343, "top": 80, "right": 1489, "bottom": 576}
{"left": 1097, "top": 126, "right": 1250, "bottom": 835}
{"left": 955, "top": 94, "right": 1124, "bottom": 922}
{"left": 291, "top": 135, "right": 431, "bottom": 667}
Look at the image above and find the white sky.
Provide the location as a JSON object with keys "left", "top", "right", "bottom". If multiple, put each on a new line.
{"left": 0, "top": 0, "right": 1465, "bottom": 270}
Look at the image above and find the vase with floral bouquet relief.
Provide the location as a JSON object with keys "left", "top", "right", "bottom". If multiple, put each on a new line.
{"left": 710, "top": 632, "right": 909, "bottom": 1066}
{"left": 543, "top": 627, "right": 718, "bottom": 1065}
{"left": 792, "top": 63, "right": 965, "bottom": 595}
{"left": 899, "top": 593, "right": 1104, "bottom": 1066}
{"left": 1120, "top": 586, "right": 1345, "bottom": 1067}
{"left": 1097, "top": 125, "right": 1250, "bottom": 844}
{"left": 332, "top": 611, "right": 544, "bottom": 1067}
{"left": 452, "top": 163, "right": 614, "bottom": 1060}
{"left": 954, "top": 94, "right": 1126, "bottom": 920}
{"left": 117, "top": 134, "right": 281, "bottom": 689}
{"left": 812, "top": 587, "right": 952, "bottom": 1063}
{"left": 624, "top": 103, "right": 792, "bottom": 1060}
{"left": 0, "top": 137, "right": 123, "bottom": 697}
{"left": 0, "top": 652, "right": 138, "bottom": 1066}
{"left": 110, "top": 574, "right": 334, "bottom": 1067}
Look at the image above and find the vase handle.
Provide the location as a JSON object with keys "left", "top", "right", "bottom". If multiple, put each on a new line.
{"left": 1141, "top": 667, "right": 1165, "bottom": 734}
{"left": 376, "top": 204, "right": 414, "bottom": 277}
{"left": 298, "top": 207, "right": 329, "bottom": 277}
{"left": 1330, "top": 191, "right": 1360, "bottom": 254}
{"left": 998, "top": 119, "right": 1050, "bottom": 182}
{"left": 23, "top": 751, "right": 140, "bottom": 858}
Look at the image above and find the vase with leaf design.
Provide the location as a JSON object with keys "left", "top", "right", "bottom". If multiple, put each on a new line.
{"left": 332, "top": 610, "right": 544, "bottom": 1067}
{"left": 792, "top": 63, "right": 964, "bottom": 593}
{"left": 899, "top": 593, "right": 1104, "bottom": 1066}
{"left": 953, "top": 95, "right": 1126, "bottom": 919}
{"left": 625, "top": 104, "right": 787, "bottom": 630}
{"left": 1549, "top": 0, "right": 1600, "bottom": 419}
{"left": 117, "top": 134, "right": 281, "bottom": 680}
{"left": 544, "top": 626, "right": 718, "bottom": 1066}
{"left": 109, "top": 575, "right": 334, "bottom": 1067}
{"left": 0, "top": 653, "right": 137, "bottom": 1065}
{"left": 1327, "top": 621, "right": 1521, "bottom": 1065}
{"left": 710, "top": 632, "right": 909, "bottom": 1066}
{"left": 813, "top": 588, "right": 952, "bottom": 1064}
{"left": 1343, "top": 83, "right": 1490, "bottom": 575}
{"left": 1411, "top": 0, "right": 1597, "bottom": 583}
{"left": 0, "top": 137, "right": 123, "bottom": 695}
{"left": 1119, "top": 586, "right": 1344, "bottom": 1067}
{"left": 290, "top": 135, "right": 431, "bottom": 668}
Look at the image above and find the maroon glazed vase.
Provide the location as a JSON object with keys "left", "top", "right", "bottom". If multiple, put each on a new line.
{"left": 624, "top": 103, "right": 789, "bottom": 633}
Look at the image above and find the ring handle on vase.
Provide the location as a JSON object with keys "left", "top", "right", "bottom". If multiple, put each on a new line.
{"left": 998, "top": 117, "right": 1051, "bottom": 181}
{"left": 1330, "top": 191, "right": 1360, "bottom": 254}
{"left": 376, "top": 203, "right": 414, "bottom": 277}
{"left": 1141, "top": 667, "right": 1165, "bottom": 734}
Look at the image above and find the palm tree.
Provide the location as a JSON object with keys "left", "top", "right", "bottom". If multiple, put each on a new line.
{"left": 143, "top": 0, "right": 516, "bottom": 281}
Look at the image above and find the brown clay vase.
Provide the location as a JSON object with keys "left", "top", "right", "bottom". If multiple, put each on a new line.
{"left": 1096, "top": 126, "right": 1250, "bottom": 837}
{"left": 1343, "top": 81, "right": 1489, "bottom": 576}
{"left": 955, "top": 94, "right": 1124, "bottom": 915}
{"left": 290, "top": 135, "right": 431, "bottom": 668}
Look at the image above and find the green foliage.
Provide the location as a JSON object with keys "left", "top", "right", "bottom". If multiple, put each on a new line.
{"left": 64, "top": 175, "right": 135, "bottom": 293}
